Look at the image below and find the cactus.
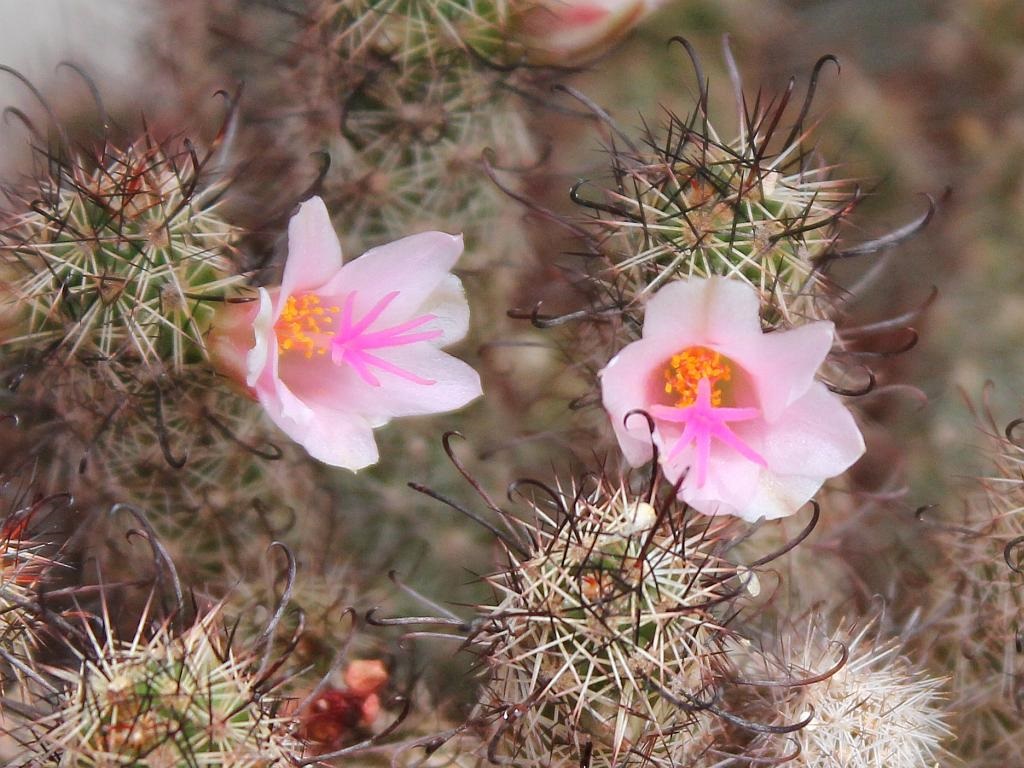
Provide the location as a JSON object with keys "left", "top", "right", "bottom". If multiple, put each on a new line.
{"left": 167, "top": 0, "right": 537, "bottom": 265}
{"left": 926, "top": 408, "right": 1024, "bottom": 765}
{"left": 461, "top": 473, "right": 747, "bottom": 767}
{"left": 319, "top": 0, "right": 515, "bottom": 64}
{"left": 0, "top": 116, "right": 257, "bottom": 513}
{"left": 0, "top": 133, "right": 244, "bottom": 389}
{"left": 305, "top": 0, "right": 535, "bottom": 265}
{"left": 567, "top": 53, "right": 861, "bottom": 329}
{"left": 13, "top": 604, "right": 301, "bottom": 767}
{"left": 0, "top": 11, "right": 977, "bottom": 768}
{"left": 4, "top": 360, "right": 319, "bottom": 584}
{"left": 735, "top": 619, "right": 950, "bottom": 767}
{"left": 0, "top": 476, "right": 64, "bottom": 692}
{"left": 78, "top": 372, "right": 319, "bottom": 525}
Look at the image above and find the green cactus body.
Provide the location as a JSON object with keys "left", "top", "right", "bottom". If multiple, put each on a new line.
{"left": 474, "top": 481, "right": 742, "bottom": 767}
{"left": 580, "top": 105, "right": 858, "bottom": 328}
{"left": 323, "top": 0, "right": 512, "bottom": 62}
{"left": 0, "top": 140, "right": 243, "bottom": 385}
{"left": 26, "top": 609, "right": 298, "bottom": 767}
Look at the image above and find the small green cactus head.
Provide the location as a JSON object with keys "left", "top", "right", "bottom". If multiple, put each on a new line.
{"left": 0, "top": 123, "right": 245, "bottom": 389}
{"left": 27, "top": 603, "right": 300, "bottom": 767}
{"left": 243, "top": 0, "right": 537, "bottom": 265}
{"left": 6, "top": 364, "right": 310, "bottom": 560}
{"left": 318, "top": 70, "right": 536, "bottom": 261}
{"left": 471, "top": 474, "right": 747, "bottom": 767}
{"left": 83, "top": 373, "right": 300, "bottom": 510}
{"left": 571, "top": 52, "right": 861, "bottom": 329}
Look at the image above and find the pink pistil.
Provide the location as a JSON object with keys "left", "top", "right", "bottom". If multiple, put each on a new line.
{"left": 331, "top": 291, "right": 443, "bottom": 387}
{"left": 649, "top": 378, "right": 766, "bottom": 488}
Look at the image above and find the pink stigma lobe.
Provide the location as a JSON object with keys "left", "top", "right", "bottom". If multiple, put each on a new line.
{"left": 330, "top": 291, "right": 443, "bottom": 387}
{"left": 649, "top": 378, "right": 766, "bottom": 487}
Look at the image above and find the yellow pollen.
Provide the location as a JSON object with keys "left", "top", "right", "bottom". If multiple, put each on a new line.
{"left": 275, "top": 294, "right": 339, "bottom": 358}
{"left": 663, "top": 346, "right": 731, "bottom": 407}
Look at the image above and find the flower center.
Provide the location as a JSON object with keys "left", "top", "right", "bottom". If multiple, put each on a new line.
{"left": 651, "top": 346, "right": 765, "bottom": 488}
{"left": 274, "top": 290, "right": 443, "bottom": 388}
{"left": 275, "top": 294, "right": 339, "bottom": 358}
{"left": 663, "top": 346, "right": 731, "bottom": 407}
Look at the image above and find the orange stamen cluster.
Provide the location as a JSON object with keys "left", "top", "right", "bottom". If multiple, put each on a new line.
{"left": 275, "top": 294, "right": 339, "bottom": 358}
{"left": 663, "top": 346, "right": 731, "bottom": 407}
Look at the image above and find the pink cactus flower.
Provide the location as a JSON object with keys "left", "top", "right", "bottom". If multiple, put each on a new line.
{"left": 210, "top": 197, "right": 482, "bottom": 469}
{"left": 514, "top": 0, "right": 665, "bottom": 65}
{"left": 600, "top": 277, "right": 865, "bottom": 521}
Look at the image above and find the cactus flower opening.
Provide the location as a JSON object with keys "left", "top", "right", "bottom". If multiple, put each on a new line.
{"left": 600, "top": 277, "right": 865, "bottom": 521}
{"left": 514, "top": 0, "right": 665, "bottom": 65}
{"left": 210, "top": 196, "right": 482, "bottom": 469}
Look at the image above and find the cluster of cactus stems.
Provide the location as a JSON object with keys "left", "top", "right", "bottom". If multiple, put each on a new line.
{"left": 0, "top": 502, "right": 411, "bottom": 766}
{"left": 464, "top": 40, "right": 950, "bottom": 766}
{"left": 396, "top": 453, "right": 949, "bottom": 767}
{"left": 0, "top": 95, "right": 269, "bottom": 515}
{"left": 309, "top": 0, "right": 532, "bottom": 206}
{"left": 0, "top": 2, "right": 1007, "bottom": 766}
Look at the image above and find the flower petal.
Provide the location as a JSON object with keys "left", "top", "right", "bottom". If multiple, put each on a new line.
{"left": 287, "top": 344, "right": 482, "bottom": 420}
{"left": 245, "top": 288, "right": 275, "bottom": 388}
{"left": 519, "top": 0, "right": 647, "bottom": 65}
{"left": 319, "top": 232, "right": 464, "bottom": 325}
{"left": 715, "top": 383, "right": 865, "bottom": 521}
{"left": 276, "top": 401, "right": 380, "bottom": 470}
{"left": 731, "top": 322, "right": 835, "bottom": 421}
{"left": 757, "top": 381, "right": 865, "bottom": 477}
{"left": 657, "top": 421, "right": 763, "bottom": 516}
{"left": 680, "top": 452, "right": 764, "bottom": 517}
{"left": 280, "top": 197, "right": 344, "bottom": 308}
{"left": 641, "top": 276, "right": 763, "bottom": 348}
{"left": 422, "top": 274, "right": 471, "bottom": 345}
{"left": 600, "top": 336, "right": 686, "bottom": 466}
{"left": 256, "top": 357, "right": 380, "bottom": 470}
{"left": 739, "top": 473, "right": 823, "bottom": 522}
{"left": 208, "top": 293, "right": 261, "bottom": 388}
